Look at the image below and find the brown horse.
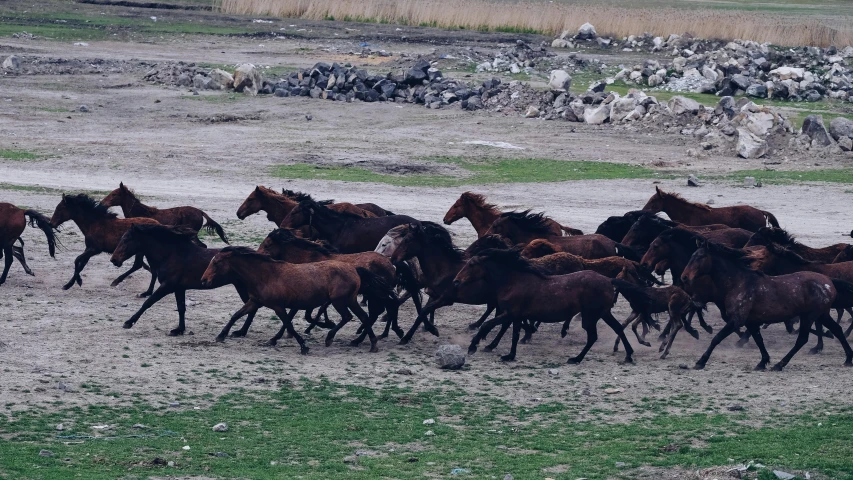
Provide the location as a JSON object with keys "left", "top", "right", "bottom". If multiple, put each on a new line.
{"left": 111, "top": 224, "right": 257, "bottom": 336}
{"left": 642, "top": 187, "right": 779, "bottom": 232}
{"left": 595, "top": 210, "right": 655, "bottom": 242}
{"left": 833, "top": 245, "right": 853, "bottom": 263}
{"left": 744, "top": 227, "right": 849, "bottom": 264}
{"left": 235, "top": 186, "right": 381, "bottom": 227}
{"left": 101, "top": 183, "right": 228, "bottom": 243}
{"left": 0, "top": 203, "right": 57, "bottom": 285}
{"left": 521, "top": 240, "right": 662, "bottom": 286}
{"left": 284, "top": 189, "right": 393, "bottom": 218}
{"left": 611, "top": 267, "right": 703, "bottom": 359}
{"left": 281, "top": 199, "right": 418, "bottom": 253}
{"left": 682, "top": 239, "right": 853, "bottom": 370}
{"left": 489, "top": 211, "right": 632, "bottom": 260}
{"left": 621, "top": 214, "right": 750, "bottom": 255}
{"left": 461, "top": 248, "right": 634, "bottom": 363}
{"left": 443, "top": 192, "right": 582, "bottom": 238}
{"left": 256, "top": 228, "right": 402, "bottom": 340}
{"left": 50, "top": 194, "right": 158, "bottom": 291}
{"left": 201, "top": 247, "right": 390, "bottom": 353}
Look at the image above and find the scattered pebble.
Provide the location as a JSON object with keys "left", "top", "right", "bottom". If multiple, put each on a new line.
{"left": 55, "top": 423, "right": 64, "bottom": 431}
{"left": 604, "top": 388, "right": 623, "bottom": 394}
{"left": 132, "top": 424, "right": 146, "bottom": 429}
{"left": 773, "top": 470, "right": 795, "bottom": 480}
{"left": 424, "top": 430, "right": 435, "bottom": 436}
{"left": 169, "top": 402, "right": 181, "bottom": 408}
{"left": 212, "top": 422, "right": 228, "bottom": 432}
{"left": 167, "top": 461, "right": 175, "bottom": 467}
{"left": 39, "top": 449, "right": 53, "bottom": 457}
{"left": 182, "top": 445, "right": 191, "bottom": 451}
{"left": 615, "top": 461, "right": 627, "bottom": 468}
{"left": 547, "top": 369, "right": 559, "bottom": 375}
{"left": 78, "top": 105, "right": 89, "bottom": 113}
{"left": 423, "top": 419, "right": 435, "bottom": 425}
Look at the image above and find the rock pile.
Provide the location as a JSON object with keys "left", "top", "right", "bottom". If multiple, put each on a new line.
{"left": 2, "top": 55, "right": 143, "bottom": 75}
{"left": 475, "top": 39, "right": 555, "bottom": 75}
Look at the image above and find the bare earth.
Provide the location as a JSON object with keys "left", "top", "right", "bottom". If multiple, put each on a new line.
{"left": 2, "top": 33, "right": 853, "bottom": 430}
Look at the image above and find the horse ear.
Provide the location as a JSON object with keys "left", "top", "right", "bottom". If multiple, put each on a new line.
{"left": 695, "top": 238, "right": 706, "bottom": 248}
{"left": 655, "top": 186, "right": 662, "bottom": 196}
{"left": 120, "top": 182, "right": 124, "bottom": 188}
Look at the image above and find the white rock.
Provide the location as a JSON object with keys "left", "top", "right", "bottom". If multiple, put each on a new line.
{"left": 668, "top": 96, "right": 701, "bottom": 115}
{"left": 182, "top": 445, "right": 191, "bottom": 450}
{"left": 736, "top": 128, "right": 767, "bottom": 159}
{"left": 770, "top": 66, "right": 805, "bottom": 80}
{"left": 212, "top": 423, "right": 228, "bottom": 432}
{"left": 583, "top": 104, "right": 610, "bottom": 124}
{"left": 743, "top": 111, "right": 775, "bottom": 137}
{"left": 548, "top": 70, "right": 572, "bottom": 91}
{"left": 610, "top": 97, "right": 639, "bottom": 122}
{"left": 551, "top": 38, "right": 570, "bottom": 49}
{"left": 524, "top": 106, "right": 540, "bottom": 118}
{"left": 576, "top": 22, "right": 597, "bottom": 40}
{"left": 233, "top": 64, "right": 262, "bottom": 95}
{"left": 2, "top": 55, "right": 20, "bottom": 70}
{"left": 423, "top": 419, "right": 435, "bottom": 425}
{"left": 207, "top": 69, "right": 234, "bottom": 90}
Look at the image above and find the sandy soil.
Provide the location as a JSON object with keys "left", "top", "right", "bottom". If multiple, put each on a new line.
{"left": 2, "top": 30, "right": 853, "bottom": 425}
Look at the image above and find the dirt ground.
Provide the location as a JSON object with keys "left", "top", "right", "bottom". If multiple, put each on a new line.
{"left": 2, "top": 27, "right": 853, "bottom": 428}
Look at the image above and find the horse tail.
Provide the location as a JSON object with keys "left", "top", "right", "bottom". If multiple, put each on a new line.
{"left": 611, "top": 278, "right": 655, "bottom": 313}
{"left": 560, "top": 225, "right": 584, "bottom": 236}
{"left": 614, "top": 243, "right": 640, "bottom": 262}
{"left": 357, "top": 266, "right": 399, "bottom": 310}
{"left": 395, "top": 260, "right": 422, "bottom": 308}
{"left": 201, "top": 212, "right": 229, "bottom": 244}
{"left": 762, "top": 210, "right": 780, "bottom": 228}
{"left": 831, "top": 279, "right": 853, "bottom": 308}
{"left": 24, "top": 210, "right": 59, "bottom": 257}
{"left": 637, "top": 264, "right": 665, "bottom": 286}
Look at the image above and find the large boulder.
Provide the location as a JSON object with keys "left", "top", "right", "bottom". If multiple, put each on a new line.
{"left": 548, "top": 70, "right": 572, "bottom": 92}
{"left": 583, "top": 103, "right": 610, "bottom": 124}
{"left": 770, "top": 66, "right": 804, "bottom": 80}
{"left": 736, "top": 128, "right": 767, "bottom": 159}
{"left": 829, "top": 117, "right": 853, "bottom": 142}
{"left": 551, "top": 38, "right": 570, "bottom": 49}
{"left": 207, "top": 68, "right": 234, "bottom": 90}
{"left": 668, "top": 96, "right": 701, "bottom": 115}
{"left": 742, "top": 111, "right": 776, "bottom": 137}
{"left": 609, "top": 96, "right": 639, "bottom": 122}
{"left": 2, "top": 55, "right": 20, "bottom": 71}
{"left": 233, "top": 64, "right": 263, "bottom": 95}
{"left": 436, "top": 345, "right": 465, "bottom": 370}
{"left": 746, "top": 84, "right": 767, "bottom": 98}
{"left": 801, "top": 115, "right": 833, "bottom": 147}
{"left": 575, "top": 23, "right": 597, "bottom": 40}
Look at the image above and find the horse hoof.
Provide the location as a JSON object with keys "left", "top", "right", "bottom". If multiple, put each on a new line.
{"left": 693, "top": 362, "right": 706, "bottom": 370}
{"left": 660, "top": 353, "right": 668, "bottom": 360}
{"left": 566, "top": 357, "right": 582, "bottom": 365}
{"left": 393, "top": 328, "right": 405, "bottom": 339}
{"left": 702, "top": 326, "right": 713, "bottom": 334}
{"left": 122, "top": 321, "right": 134, "bottom": 329}
{"left": 808, "top": 347, "right": 822, "bottom": 355}
{"left": 138, "top": 292, "right": 151, "bottom": 298}
{"left": 398, "top": 337, "right": 411, "bottom": 346}
{"left": 771, "top": 363, "right": 785, "bottom": 371}
{"left": 519, "top": 338, "right": 530, "bottom": 345}
{"left": 300, "top": 347, "right": 310, "bottom": 355}
{"left": 168, "top": 329, "right": 184, "bottom": 337}
{"left": 500, "top": 354, "right": 516, "bottom": 362}
{"left": 377, "top": 333, "right": 388, "bottom": 340}
{"left": 110, "top": 280, "right": 120, "bottom": 287}
{"left": 467, "top": 345, "right": 477, "bottom": 355}
{"left": 62, "top": 283, "right": 73, "bottom": 291}
{"left": 640, "top": 341, "right": 651, "bottom": 347}
{"left": 369, "top": 346, "right": 379, "bottom": 353}
{"left": 754, "top": 363, "right": 767, "bottom": 371}
{"left": 688, "top": 330, "right": 700, "bottom": 340}
{"left": 844, "top": 359, "right": 853, "bottom": 367}
{"left": 622, "top": 356, "right": 634, "bottom": 364}
{"left": 231, "top": 331, "right": 247, "bottom": 338}
{"left": 560, "top": 330, "right": 568, "bottom": 338}
{"left": 324, "top": 338, "right": 334, "bottom": 347}
{"left": 215, "top": 336, "right": 225, "bottom": 343}
{"left": 267, "top": 339, "right": 278, "bottom": 346}
{"left": 425, "top": 325, "right": 439, "bottom": 337}
{"left": 349, "top": 340, "right": 363, "bottom": 347}
{"left": 468, "top": 323, "right": 480, "bottom": 331}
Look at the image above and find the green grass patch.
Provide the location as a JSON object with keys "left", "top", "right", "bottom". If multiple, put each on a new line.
{"left": 0, "top": 149, "right": 42, "bottom": 161}
{"left": 273, "top": 158, "right": 658, "bottom": 187}
{"left": 726, "top": 168, "right": 853, "bottom": 185}
{"left": 1, "top": 379, "right": 852, "bottom": 479}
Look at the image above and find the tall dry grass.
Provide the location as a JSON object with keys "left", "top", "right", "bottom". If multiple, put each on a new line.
{"left": 219, "top": 0, "right": 853, "bottom": 47}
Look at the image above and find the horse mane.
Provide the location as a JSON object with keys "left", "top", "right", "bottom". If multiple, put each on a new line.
{"left": 221, "top": 245, "right": 281, "bottom": 262}
{"left": 63, "top": 193, "right": 117, "bottom": 218}
{"left": 266, "top": 228, "right": 338, "bottom": 255}
{"left": 764, "top": 242, "right": 815, "bottom": 265}
{"left": 703, "top": 240, "right": 761, "bottom": 272}
{"left": 660, "top": 190, "right": 713, "bottom": 212}
{"left": 298, "top": 199, "right": 364, "bottom": 221}
{"left": 131, "top": 224, "right": 198, "bottom": 243}
{"left": 419, "top": 221, "right": 464, "bottom": 261}
{"left": 461, "top": 192, "right": 499, "bottom": 213}
{"left": 466, "top": 234, "right": 511, "bottom": 256}
{"left": 498, "top": 210, "right": 554, "bottom": 234}
{"left": 281, "top": 189, "right": 334, "bottom": 206}
{"left": 637, "top": 214, "right": 676, "bottom": 230}
{"left": 754, "top": 227, "right": 799, "bottom": 247}
{"left": 472, "top": 248, "right": 547, "bottom": 278}
{"left": 595, "top": 210, "right": 652, "bottom": 238}
{"left": 658, "top": 227, "right": 702, "bottom": 246}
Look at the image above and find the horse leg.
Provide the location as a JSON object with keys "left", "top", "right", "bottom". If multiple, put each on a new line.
{"left": 658, "top": 318, "right": 672, "bottom": 341}
{"left": 110, "top": 253, "right": 145, "bottom": 288}
{"left": 216, "top": 301, "right": 259, "bottom": 341}
{"left": 613, "top": 312, "right": 639, "bottom": 352}
{"left": 169, "top": 289, "right": 187, "bottom": 336}
{"left": 817, "top": 314, "right": 853, "bottom": 366}
{"left": 561, "top": 313, "right": 579, "bottom": 338}
{"left": 348, "top": 301, "right": 379, "bottom": 352}
{"left": 810, "top": 319, "right": 825, "bottom": 354}
{"left": 121, "top": 285, "right": 174, "bottom": 329}
{"left": 271, "top": 306, "right": 307, "bottom": 354}
{"left": 632, "top": 314, "right": 652, "bottom": 347}
{"left": 696, "top": 307, "right": 713, "bottom": 334}
{"left": 602, "top": 311, "right": 634, "bottom": 363}
{"left": 11, "top": 245, "right": 33, "bottom": 276}
{"left": 469, "top": 304, "right": 496, "bottom": 331}
{"left": 747, "top": 323, "right": 771, "bottom": 370}
{"left": 422, "top": 310, "right": 439, "bottom": 337}
{"left": 500, "top": 318, "right": 522, "bottom": 362}
{"left": 350, "top": 298, "right": 382, "bottom": 347}
{"left": 567, "top": 313, "right": 599, "bottom": 365}
{"left": 484, "top": 318, "right": 514, "bottom": 352}
{"left": 268, "top": 307, "right": 299, "bottom": 348}
{"left": 140, "top": 266, "right": 158, "bottom": 298}
{"left": 229, "top": 285, "right": 257, "bottom": 338}
{"left": 468, "top": 312, "right": 512, "bottom": 354}
{"left": 63, "top": 247, "right": 98, "bottom": 290}
{"left": 772, "top": 315, "right": 815, "bottom": 371}
{"left": 694, "top": 321, "right": 737, "bottom": 370}
{"left": 660, "top": 317, "right": 681, "bottom": 360}
{"left": 735, "top": 327, "right": 752, "bottom": 347}
{"left": 845, "top": 316, "right": 853, "bottom": 338}
{"left": 0, "top": 246, "right": 13, "bottom": 285}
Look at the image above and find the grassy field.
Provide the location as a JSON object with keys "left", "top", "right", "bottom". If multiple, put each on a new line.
{"left": 1, "top": 378, "right": 851, "bottom": 480}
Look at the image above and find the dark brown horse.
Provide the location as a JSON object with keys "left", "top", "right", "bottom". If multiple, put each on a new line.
{"left": 682, "top": 239, "right": 853, "bottom": 370}
{"left": 642, "top": 187, "right": 779, "bottom": 232}
{"left": 461, "top": 248, "right": 634, "bottom": 363}
{"left": 50, "top": 194, "right": 158, "bottom": 291}
{"left": 833, "top": 245, "right": 853, "bottom": 264}
{"left": 101, "top": 183, "right": 228, "bottom": 243}
{"left": 281, "top": 200, "right": 418, "bottom": 253}
{"left": 235, "top": 186, "right": 382, "bottom": 227}
{"left": 744, "top": 227, "right": 849, "bottom": 264}
{"left": 201, "top": 247, "right": 391, "bottom": 353}
{"left": 520, "top": 240, "right": 661, "bottom": 286}
{"left": 0, "top": 203, "right": 57, "bottom": 285}
{"left": 284, "top": 189, "right": 393, "bottom": 218}
{"left": 256, "top": 228, "right": 402, "bottom": 340}
{"left": 595, "top": 210, "right": 654, "bottom": 242}
{"left": 489, "top": 211, "right": 632, "bottom": 260}
{"left": 111, "top": 224, "right": 257, "bottom": 336}
{"left": 444, "top": 192, "right": 582, "bottom": 237}
{"left": 621, "top": 214, "right": 750, "bottom": 255}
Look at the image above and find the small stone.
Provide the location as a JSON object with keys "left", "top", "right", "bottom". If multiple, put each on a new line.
{"left": 424, "top": 430, "right": 435, "bottom": 436}
{"left": 423, "top": 419, "right": 435, "bottom": 425}
{"left": 78, "top": 105, "right": 89, "bottom": 113}
{"left": 55, "top": 424, "right": 64, "bottom": 431}
{"left": 727, "top": 404, "right": 746, "bottom": 411}
{"left": 678, "top": 364, "right": 689, "bottom": 369}
{"left": 504, "top": 475, "right": 513, "bottom": 480}
{"left": 39, "top": 449, "right": 53, "bottom": 457}
{"left": 167, "top": 461, "right": 175, "bottom": 467}
{"left": 773, "top": 471, "right": 795, "bottom": 480}
{"left": 548, "top": 368, "right": 559, "bottom": 375}
{"left": 743, "top": 177, "right": 755, "bottom": 188}
{"left": 132, "top": 424, "right": 146, "bottom": 429}
{"left": 214, "top": 452, "right": 229, "bottom": 457}
{"left": 604, "top": 388, "right": 623, "bottom": 394}
{"left": 525, "top": 105, "right": 540, "bottom": 118}
{"left": 687, "top": 175, "right": 701, "bottom": 187}
{"left": 212, "top": 423, "right": 228, "bottom": 432}
{"left": 396, "top": 367, "right": 413, "bottom": 375}
{"left": 343, "top": 455, "right": 358, "bottom": 464}
{"left": 615, "top": 461, "right": 627, "bottom": 468}
{"left": 169, "top": 402, "right": 180, "bottom": 408}
{"left": 182, "top": 445, "right": 191, "bottom": 450}
{"left": 435, "top": 345, "right": 465, "bottom": 370}
{"left": 408, "top": 457, "right": 419, "bottom": 462}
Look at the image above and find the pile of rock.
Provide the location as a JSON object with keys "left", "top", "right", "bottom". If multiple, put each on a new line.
{"left": 2, "top": 54, "right": 143, "bottom": 76}
{"left": 613, "top": 39, "right": 853, "bottom": 102}
{"left": 552, "top": 23, "right": 612, "bottom": 49}
{"left": 474, "top": 40, "right": 554, "bottom": 75}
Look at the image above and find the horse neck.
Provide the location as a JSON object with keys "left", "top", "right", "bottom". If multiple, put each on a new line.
{"left": 311, "top": 209, "right": 347, "bottom": 238}
{"left": 286, "top": 246, "right": 330, "bottom": 263}
{"left": 466, "top": 203, "right": 501, "bottom": 236}
{"left": 263, "top": 196, "right": 294, "bottom": 224}
{"left": 661, "top": 196, "right": 706, "bottom": 222}
{"left": 228, "top": 256, "right": 283, "bottom": 293}
{"left": 708, "top": 254, "right": 753, "bottom": 293}
{"left": 123, "top": 194, "right": 155, "bottom": 217}
{"left": 67, "top": 210, "right": 107, "bottom": 236}
{"left": 416, "top": 244, "right": 465, "bottom": 287}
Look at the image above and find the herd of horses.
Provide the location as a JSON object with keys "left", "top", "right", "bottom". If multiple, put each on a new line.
{"left": 3, "top": 183, "right": 853, "bottom": 371}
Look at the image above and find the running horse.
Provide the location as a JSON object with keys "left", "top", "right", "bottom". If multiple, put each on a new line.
{"left": 0, "top": 203, "right": 58, "bottom": 285}
{"left": 642, "top": 187, "right": 779, "bottom": 232}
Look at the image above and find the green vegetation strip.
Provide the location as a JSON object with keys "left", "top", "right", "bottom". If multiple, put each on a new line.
{"left": 725, "top": 169, "right": 853, "bottom": 185}
{"left": 0, "top": 149, "right": 42, "bottom": 161}
{"left": 1, "top": 379, "right": 851, "bottom": 479}
{"left": 274, "top": 158, "right": 658, "bottom": 187}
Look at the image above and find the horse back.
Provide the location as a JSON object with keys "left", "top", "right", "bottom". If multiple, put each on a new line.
{"left": 0, "top": 203, "right": 26, "bottom": 244}
{"left": 154, "top": 206, "right": 205, "bottom": 231}
{"left": 747, "top": 271, "right": 836, "bottom": 322}
{"left": 551, "top": 234, "right": 617, "bottom": 259}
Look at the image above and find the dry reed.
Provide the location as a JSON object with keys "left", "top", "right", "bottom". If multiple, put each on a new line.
{"left": 219, "top": 0, "right": 853, "bottom": 47}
